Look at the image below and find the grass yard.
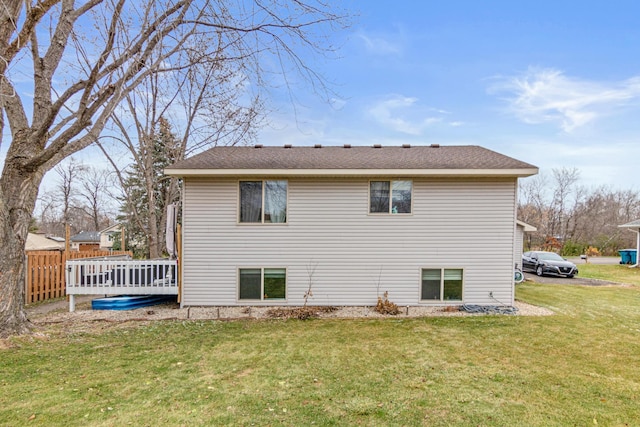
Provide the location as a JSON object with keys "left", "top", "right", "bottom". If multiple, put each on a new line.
{"left": 2, "top": 283, "right": 640, "bottom": 426}
{"left": 578, "top": 262, "right": 640, "bottom": 284}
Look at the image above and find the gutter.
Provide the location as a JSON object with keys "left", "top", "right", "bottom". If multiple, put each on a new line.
{"left": 164, "top": 167, "right": 539, "bottom": 178}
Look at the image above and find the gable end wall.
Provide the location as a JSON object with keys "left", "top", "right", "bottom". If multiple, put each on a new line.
{"left": 180, "top": 177, "right": 517, "bottom": 306}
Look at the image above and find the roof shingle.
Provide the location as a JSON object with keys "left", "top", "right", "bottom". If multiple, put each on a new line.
{"left": 166, "top": 145, "right": 537, "bottom": 176}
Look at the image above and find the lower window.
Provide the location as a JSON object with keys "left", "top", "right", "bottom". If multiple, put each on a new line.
{"left": 421, "top": 268, "right": 463, "bottom": 301}
{"left": 239, "top": 268, "right": 286, "bottom": 300}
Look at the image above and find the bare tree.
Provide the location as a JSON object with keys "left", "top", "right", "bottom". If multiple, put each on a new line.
{"left": 519, "top": 169, "right": 640, "bottom": 254}
{"left": 79, "top": 167, "right": 113, "bottom": 231}
{"left": 0, "top": 0, "right": 349, "bottom": 337}
{"left": 570, "top": 187, "right": 640, "bottom": 253}
{"left": 34, "top": 191, "right": 63, "bottom": 237}
{"left": 53, "top": 158, "right": 87, "bottom": 225}
{"left": 548, "top": 167, "right": 581, "bottom": 240}
{"left": 34, "top": 165, "right": 114, "bottom": 236}
{"left": 101, "top": 51, "right": 260, "bottom": 258}
{"left": 518, "top": 174, "right": 549, "bottom": 249}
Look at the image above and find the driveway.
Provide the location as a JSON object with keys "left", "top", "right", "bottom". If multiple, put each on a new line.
{"left": 566, "top": 256, "right": 621, "bottom": 265}
{"left": 523, "top": 256, "right": 622, "bottom": 286}
{"left": 522, "top": 272, "right": 620, "bottom": 286}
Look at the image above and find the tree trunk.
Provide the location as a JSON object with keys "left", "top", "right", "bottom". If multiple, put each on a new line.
{"left": 0, "top": 154, "right": 43, "bottom": 338}
{"left": 0, "top": 233, "right": 31, "bottom": 338}
{"left": 148, "top": 214, "right": 159, "bottom": 259}
{"left": 145, "top": 151, "right": 160, "bottom": 259}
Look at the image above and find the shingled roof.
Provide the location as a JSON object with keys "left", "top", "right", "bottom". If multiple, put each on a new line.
{"left": 619, "top": 219, "right": 640, "bottom": 229}
{"left": 165, "top": 145, "right": 538, "bottom": 177}
{"left": 70, "top": 231, "right": 100, "bottom": 243}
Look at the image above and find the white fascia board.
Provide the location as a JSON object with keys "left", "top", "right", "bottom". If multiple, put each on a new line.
{"left": 165, "top": 168, "right": 539, "bottom": 178}
{"left": 618, "top": 221, "right": 640, "bottom": 230}
{"left": 516, "top": 220, "right": 537, "bottom": 232}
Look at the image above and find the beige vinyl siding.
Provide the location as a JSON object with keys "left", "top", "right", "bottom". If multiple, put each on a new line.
{"left": 181, "top": 177, "right": 517, "bottom": 306}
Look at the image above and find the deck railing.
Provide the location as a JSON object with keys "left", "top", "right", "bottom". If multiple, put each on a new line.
{"left": 25, "top": 250, "right": 133, "bottom": 304}
{"left": 65, "top": 258, "right": 179, "bottom": 311}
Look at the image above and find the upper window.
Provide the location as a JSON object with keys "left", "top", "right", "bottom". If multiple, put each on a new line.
{"left": 421, "top": 268, "right": 463, "bottom": 301}
{"left": 370, "top": 180, "right": 412, "bottom": 214}
{"left": 239, "top": 180, "right": 287, "bottom": 223}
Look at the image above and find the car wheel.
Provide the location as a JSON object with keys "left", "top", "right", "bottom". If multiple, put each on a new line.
{"left": 536, "top": 266, "right": 544, "bottom": 276}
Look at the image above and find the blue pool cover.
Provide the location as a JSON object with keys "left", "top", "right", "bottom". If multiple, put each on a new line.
{"left": 91, "top": 295, "right": 176, "bottom": 311}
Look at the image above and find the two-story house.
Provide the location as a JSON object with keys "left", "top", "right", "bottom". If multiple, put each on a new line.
{"left": 165, "top": 144, "right": 538, "bottom": 307}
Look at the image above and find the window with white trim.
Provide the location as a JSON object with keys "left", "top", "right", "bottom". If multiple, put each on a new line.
{"left": 239, "top": 180, "right": 287, "bottom": 223}
{"left": 370, "top": 180, "right": 412, "bottom": 214}
{"left": 421, "top": 268, "right": 463, "bottom": 301}
{"left": 239, "top": 268, "right": 286, "bottom": 300}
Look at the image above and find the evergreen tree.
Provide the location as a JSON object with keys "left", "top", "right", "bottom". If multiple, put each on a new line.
{"left": 118, "top": 118, "right": 181, "bottom": 259}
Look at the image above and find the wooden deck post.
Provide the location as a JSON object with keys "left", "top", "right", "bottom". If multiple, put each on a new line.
{"left": 65, "top": 224, "right": 70, "bottom": 303}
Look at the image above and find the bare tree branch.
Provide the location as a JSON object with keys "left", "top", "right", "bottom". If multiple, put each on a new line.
{"left": 0, "top": 0, "right": 351, "bottom": 337}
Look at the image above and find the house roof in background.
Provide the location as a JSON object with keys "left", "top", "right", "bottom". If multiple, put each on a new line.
{"left": 26, "top": 233, "right": 65, "bottom": 251}
{"left": 70, "top": 231, "right": 101, "bottom": 243}
{"left": 516, "top": 220, "right": 537, "bottom": 232}
{"left": 619, "top": 219, "right": 640, "bottom": 229}
{"left": 165, "top": 145, "right": 538, "bottom": 178}
{"left": 100, "top": 224, "right": 121, "bottom": 234}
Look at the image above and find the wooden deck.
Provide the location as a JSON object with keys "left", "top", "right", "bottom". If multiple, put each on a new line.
{"left": 65, "top": 258, "right": 178, "bottom": 311}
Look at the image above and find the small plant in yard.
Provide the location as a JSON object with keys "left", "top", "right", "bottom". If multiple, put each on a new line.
{"left": 586, "top": 246, "right": 600, "bottom": 257}
{"left": 265, "top": 261, "right": 338, "bottom": 319}
{"left": 303, "top": 261, "right": 317, "bottom": 308}
{"left": 375, "top": 291, "right": 401, "bottom": 315}
{"left": 266, "top": 306, "right": 338, "bottom": 320}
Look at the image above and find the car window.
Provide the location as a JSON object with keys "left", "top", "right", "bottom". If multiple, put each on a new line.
{"left": 538, "top": 252, "right": 564, "bottom": 261}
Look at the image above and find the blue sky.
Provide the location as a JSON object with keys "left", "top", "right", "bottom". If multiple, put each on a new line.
{"left": 2, "top": 0, "right": 640, "bottom": 192}
{"left": 260, "top": 0, "right": 640, "bottom": 189}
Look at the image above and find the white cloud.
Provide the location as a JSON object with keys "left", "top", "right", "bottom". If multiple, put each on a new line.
{"left": 368, "top": 95, "right": 444, "bottom": 135}
{"left": 490, "top": 68, "right": 640, "bottom": 132}
{"left": 355, "top": 30, "right": 403, "bottom": 56}
{"left": 330, "top": 97, "right": 347, "bottom": 110}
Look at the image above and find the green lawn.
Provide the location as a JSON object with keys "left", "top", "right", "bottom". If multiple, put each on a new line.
{"left": 2, "top": 283, "right": 640, "bottom": 426}
{"left": 578, "top": 262, "right": 640, "bottom": 284}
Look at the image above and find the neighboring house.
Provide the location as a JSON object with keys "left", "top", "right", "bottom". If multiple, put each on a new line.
{"left": 165, "top": 144, "right": 538, "bottom": 307}
{"left": 25, "top": 233, "right": 65, "bottom": 251}
{"left": 70, "top": 231, "right": 101, "bottom": 251}
{"left": 515, "top": 220, "right": 537, "bottom": 269}
{"left": 618, "top": 220, "right": 640, "bottom": 267}
{"left": 99, "top": 224, "right": 121, "bottom": 250}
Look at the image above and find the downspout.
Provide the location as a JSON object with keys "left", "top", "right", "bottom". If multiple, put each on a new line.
{"left": 633, "top": 228, "right": 640, "bottom": 268}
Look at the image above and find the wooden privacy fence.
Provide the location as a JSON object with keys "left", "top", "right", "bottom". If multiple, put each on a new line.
{"left": 25, "top": 250, "right": 133, "bottom": 304}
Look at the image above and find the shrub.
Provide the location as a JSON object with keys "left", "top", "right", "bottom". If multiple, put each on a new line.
{"left": 561, "top": 240, "right": 586, "bottom": 256}
{"left": 586, "top": 246, "right": 601, "bottom": 257}
{"left": 375, "top": 291, "right": 401, "bottom": 315}
{"left": 266, "top": 306, "right": 337, "bottom": 320}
